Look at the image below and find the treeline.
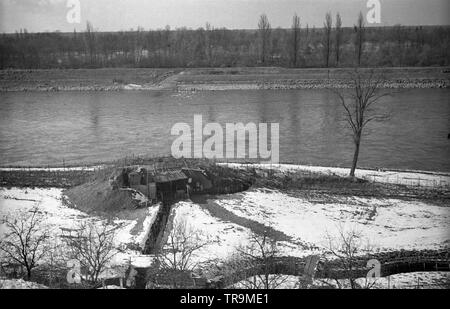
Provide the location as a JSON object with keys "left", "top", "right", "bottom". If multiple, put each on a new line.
{"left": 0, "top": 12, "right": 449, "bottom": 69}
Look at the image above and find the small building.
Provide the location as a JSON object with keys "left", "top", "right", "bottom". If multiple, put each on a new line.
{"left": 154, "top": 170, "right": 188, "bottom": 201}
{"left": 127, "top": 169, "right": 157, "bottom": 201}
{"left": 128, "top": 172, "right": 141, "bottom": 187}
{"left": 182, "top": 168, "right": 213, "bottom": 193}
{"left": 114, "top": 167, "right": 188, "bottom": 202}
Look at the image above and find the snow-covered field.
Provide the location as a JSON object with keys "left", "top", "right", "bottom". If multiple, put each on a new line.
{"left": 0, "top": 278, "right": 49, "bottom": 289}
{"left": 165, "top": 187, "right": 450, "bottom": 268}
{"left": 314, "top": 271, "right": 450, "bottom": 289}
{"left": 0, "top": 187, "right": 157, "bottom": 268}
{"left": 169, "top": 201, "right": 317, "bottom": 265}
{"left": 214, "top": 189, "right": 450, "bottom": 251}
{"left": 169, "top": 201, "right": 253, "bottom": 263}
{"left": 1, "top": 186, "right": 448, "bottom": 264}
{"left": 219, "top": 163, "right": 450, "bottom": 188}
{"left": 1, "top": 183, "right": 448, "bottom": 289}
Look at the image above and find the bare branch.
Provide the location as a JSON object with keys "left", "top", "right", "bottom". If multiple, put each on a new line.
{"left": 0, "top": 206, "right": 49, "bottom": 279}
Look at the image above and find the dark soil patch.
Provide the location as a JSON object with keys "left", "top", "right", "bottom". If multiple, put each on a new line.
{"left": 191, "top": 194, "right": 293, "bottom": 243}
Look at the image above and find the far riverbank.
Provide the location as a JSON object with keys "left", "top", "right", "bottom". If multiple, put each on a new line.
{"left": 1, "top": 66, "right": 449, "bottom": 92}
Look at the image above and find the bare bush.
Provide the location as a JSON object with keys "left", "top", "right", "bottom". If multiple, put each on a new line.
{"left": 64, "top": 221, "right": 119, "bottom": 287}
{"left": 324, "top": 226, "right": 372, "bottom": 289}
{"left": 149, "top": 217, "right": 212, "bottom": 288}
{"left": 156, "top": 217, "right": 210, "bottom": 272}
{"left": 231, "top": 232, "right": 290, "bottom": 289}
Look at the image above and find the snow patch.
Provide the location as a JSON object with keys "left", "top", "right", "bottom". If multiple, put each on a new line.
{"left": 214, "top": 189, "right": 450, "bottom": 251}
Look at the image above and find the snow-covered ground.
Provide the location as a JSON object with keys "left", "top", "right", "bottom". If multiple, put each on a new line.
{"left": 231, "top": 272, "right": 450, "bottom": 289}
{"left": 1, "top": 184, "right": 448, "bottom": 289}
{"left": 219, "top": 163, "right": 450, "bottom": 188}
{"left": 168, "top": 201, "right": 253, "bottom": 263}
{"left": 168, "top": 201, "right": 319, "bottom": 267}
{"left": 214, "top": 189, "right": 450, "bottom": 251}
{"left": 2, "top": 186, "right": 447, "bottom": 267}
{"left": 0, "top": 187, "right": 157, "bottom": 268}
{"left": 230, "top": 275, "right": 300, "bottom": 289}
{"left": 0, "top": 278, "right": 49, "bottom": 289}
{"left": 314, "top": 271, "right": 450, "bottom": 289}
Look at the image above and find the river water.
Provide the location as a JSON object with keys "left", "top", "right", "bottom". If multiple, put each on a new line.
{"left": 0, "top": 89, "right": 449, "bottom": 171}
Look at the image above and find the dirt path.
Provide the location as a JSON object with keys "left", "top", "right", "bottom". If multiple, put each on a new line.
{"left": 191, "top": 194, "right": 297, "bottom": 244}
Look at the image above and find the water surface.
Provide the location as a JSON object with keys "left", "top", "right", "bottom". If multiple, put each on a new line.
{"left": 0, "top": 89, "right": 448, "bottom": 171}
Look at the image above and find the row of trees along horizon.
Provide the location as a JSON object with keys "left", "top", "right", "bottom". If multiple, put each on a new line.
{"left": 0, "top": 12, "right": 449, "bottom": 69}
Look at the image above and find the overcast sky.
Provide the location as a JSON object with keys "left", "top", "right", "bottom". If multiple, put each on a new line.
{"left": 1, "top": 0, "right": 449, "bottom": 33}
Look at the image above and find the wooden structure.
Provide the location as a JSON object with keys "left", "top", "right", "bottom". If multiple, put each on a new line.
{"left": 153, "top": 170, "right": 188, "bottom": 201}
{"left": 182, "top": 168, "right": 213, "bottom": 193}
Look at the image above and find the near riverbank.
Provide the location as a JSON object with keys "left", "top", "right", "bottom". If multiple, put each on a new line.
{"left": 1, "top": 67, "right": 449, "bottom": 92}
{"left": 1, "top": 159, "right": 448, "bottom": 289}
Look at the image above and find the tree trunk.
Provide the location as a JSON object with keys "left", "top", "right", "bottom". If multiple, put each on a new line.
{"left": 350, "top": 137, "right": 361, "bottom": 177}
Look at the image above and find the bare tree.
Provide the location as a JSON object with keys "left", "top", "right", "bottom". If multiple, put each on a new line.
{"left": 323, "top": 12, "right": 333, "bottom": 68}
{"left": 133, "top": 26, "right": 145, "bottom": 66}
{"left": 84, "top": 21, "right": 96, "bottom": 65}
{"left": 354, "top": 12, "right": 365, "bottom": 67}
{"left": 291, "top": 14, "right": 301, "bottom": 67}
{"left": 232, "top": 232, "right": 289, "bottom": 289}
{"left": 335, "top": 13, "right": 343, "bottom": 66}
{"left": 258, "top": 14, "right": 271, "bottom": 64}
{"left": 205, "top": 22, "right": 213, "bottom": 66}
{"left": 0, "top": 207, "right": 49, "bottom": 280}
{"left": 65, "top": 222, "right": 118, "bottom": 286}
{"left": 334, "top": 70, "right": 390, "bottom": 177}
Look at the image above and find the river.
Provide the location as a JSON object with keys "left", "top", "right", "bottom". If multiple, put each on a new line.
{"left": 0, "top": 89, "right": 448, "bottom": 171}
